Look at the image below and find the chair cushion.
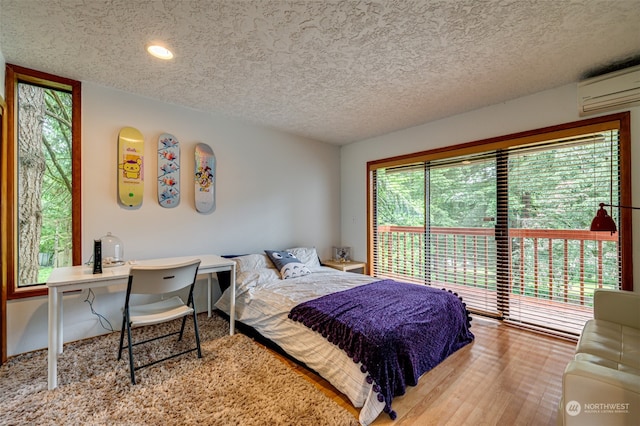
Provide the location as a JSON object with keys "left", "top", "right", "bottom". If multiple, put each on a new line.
{"left": 576, "top": 319, "right": 640, "bottom": 370}
{"left": 129, "top": 296, "right": 193, "bottom": 327}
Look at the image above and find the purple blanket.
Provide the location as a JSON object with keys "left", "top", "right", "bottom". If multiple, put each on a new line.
{"left": 288, "top": 280, "right": 474, "bottom": 419}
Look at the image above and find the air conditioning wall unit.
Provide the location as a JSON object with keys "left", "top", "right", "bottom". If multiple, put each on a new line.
{"left": 577, "top": 64, "right": 640, "bottom": 116}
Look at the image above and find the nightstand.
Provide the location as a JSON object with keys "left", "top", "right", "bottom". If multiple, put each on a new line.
{"left": 322, "top": 259, "right": 367, "bottom": 274}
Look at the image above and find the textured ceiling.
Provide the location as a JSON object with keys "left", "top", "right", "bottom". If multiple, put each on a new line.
{"left": 1, "top": 0, "right": 639, "bottom": 145}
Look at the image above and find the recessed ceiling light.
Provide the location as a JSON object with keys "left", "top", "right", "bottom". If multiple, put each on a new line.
{"left": 147, "top": 45, "right": 173, "bottom": 60}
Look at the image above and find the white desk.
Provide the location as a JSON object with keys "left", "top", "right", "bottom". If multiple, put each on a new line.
{"left": 46, "top": 254, "right": 236, "bottom": 390}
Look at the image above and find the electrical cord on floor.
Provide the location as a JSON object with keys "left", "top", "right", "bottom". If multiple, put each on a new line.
{"left": 84, "top": 289, "right": 114, "bottom": 332}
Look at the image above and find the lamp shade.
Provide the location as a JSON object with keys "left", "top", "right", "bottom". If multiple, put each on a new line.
{"left": 590, "top": 203, "right": 617, "bottom": 233}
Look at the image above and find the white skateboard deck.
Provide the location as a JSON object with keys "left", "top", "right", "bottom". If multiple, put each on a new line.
{"left": 158, "top": 133, "right": 180, "bottom": 208}
{"left": 195, "top": 143, "right": 215, "bottom": 213}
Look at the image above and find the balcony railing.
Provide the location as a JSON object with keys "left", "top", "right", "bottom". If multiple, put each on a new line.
{"left": 375, "top": 225, "right": 619, "bottom": 335}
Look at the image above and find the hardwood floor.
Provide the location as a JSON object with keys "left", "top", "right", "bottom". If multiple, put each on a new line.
{"left": 257, "top": 315, "right": 577, "bottom": 426}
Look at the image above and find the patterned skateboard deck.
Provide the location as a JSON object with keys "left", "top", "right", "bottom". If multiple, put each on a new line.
{"left": 118, "top": 127, "right": 144, "bottom": 208}
{"left": 194, "top": 143, "right": 215, "bottom": 213}
{"left": 157, "top": 133, "right": 180, "bottom": 208}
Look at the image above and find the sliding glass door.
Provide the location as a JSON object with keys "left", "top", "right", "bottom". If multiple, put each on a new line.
{"left": 372, "top": 155, "right": 499, "bottom": 315}
{"left": 428, "top": 155, "right": 499, "bottom": 316}
{"left": 504, "top": 132, "right": 621, "bottom": 333}
{"left": 369, "top": 114, "right": 629, "bottom": 336}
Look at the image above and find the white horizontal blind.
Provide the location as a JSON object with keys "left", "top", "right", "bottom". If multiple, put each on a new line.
{"left": 370, "top": 123, "right": 624, "bottom": 337}
{"left": 372, "top": 164, "right": 427, "bottom": 283}
{"left": 428, "top": 154, "right": 499, "bottom": 316}
{"left": 504, "top": 131, "right": 621, "bottom": 336}
{"left": 372, "top": 155, "right": 500, "bottom": 316}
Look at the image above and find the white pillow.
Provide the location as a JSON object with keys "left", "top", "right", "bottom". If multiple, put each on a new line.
{"left": 286, "top": 247, "right": 321, "bottom": 270}
{"left": 233, "top": 254, "right": 273, "bottom": 274}
{"left": 236, "top": 268, "right": 280, "bottom": 290}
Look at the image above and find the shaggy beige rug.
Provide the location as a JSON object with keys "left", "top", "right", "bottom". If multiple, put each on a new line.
{"left": 0, "top": 314, "right": 358, "bottom": 426}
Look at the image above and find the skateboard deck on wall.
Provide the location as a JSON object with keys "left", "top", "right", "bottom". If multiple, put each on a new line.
{"left": 157, "top": 133, "right": 180, "bottom": 208}
{"left": 118, "top": 127, "right": 144, "bottom": 208}
{"left": 194, "top": 143, "right": 215, "bottom": 213}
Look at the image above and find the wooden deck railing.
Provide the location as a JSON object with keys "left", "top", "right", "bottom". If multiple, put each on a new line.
{"left": 375, "top": 225, "right": 619, "bottom": 308}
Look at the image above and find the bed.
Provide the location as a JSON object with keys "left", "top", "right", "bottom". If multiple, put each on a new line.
{"left": 214, "top": 248, "right": 474, "bottom": 425}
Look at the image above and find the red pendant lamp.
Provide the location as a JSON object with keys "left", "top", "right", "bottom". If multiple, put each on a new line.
{"left": 590, "top": 203, "right": 640, "bottom": 234}
{"left": 590, "top": 203, "right": 617, "bottom": 233}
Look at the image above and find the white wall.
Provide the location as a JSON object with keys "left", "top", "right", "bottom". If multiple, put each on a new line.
{"left": 340, "top": 83, "right": 640, "bottom": 293}
{"left": 7, "top": 82, "right": 341, "bottom": 356}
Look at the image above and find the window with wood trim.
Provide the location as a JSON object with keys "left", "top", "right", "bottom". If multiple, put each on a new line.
{"left": 367, "top": 113, "right": 631, "bottom": 337}
{"left": 2, "top": 65, "right": 81, "bottom": 299}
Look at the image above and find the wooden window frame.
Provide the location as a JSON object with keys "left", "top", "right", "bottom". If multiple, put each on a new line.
{"left": 1, "top": 94, "right": 6, "bottom": 363}
{"left": 2, "top": 64, "right": 82, "bottom": 300}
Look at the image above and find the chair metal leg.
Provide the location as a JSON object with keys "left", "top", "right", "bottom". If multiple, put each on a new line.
{"left": 178, "top": 315, "right": 187, "bottom": 341}
{"left": 192, "top": 311, "right": 202, "bottom": 358}
{"left": 125, "top": 315, "right": 136, "bottom": 385}
{"left": 118, "top": 316, "right": 126, "bottom": 360}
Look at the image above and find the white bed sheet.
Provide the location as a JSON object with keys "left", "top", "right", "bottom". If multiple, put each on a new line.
{"left": 215, "top": 267, "right": 386, "bottom": 425}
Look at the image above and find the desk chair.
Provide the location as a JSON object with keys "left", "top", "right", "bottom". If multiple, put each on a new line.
{"left": 118, "top": 259, "right": 202, "bottom": 384}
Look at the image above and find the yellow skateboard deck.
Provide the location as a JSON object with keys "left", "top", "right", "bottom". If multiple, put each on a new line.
{"left": 118, "top": 127, "right": 144, "bottom": 208}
